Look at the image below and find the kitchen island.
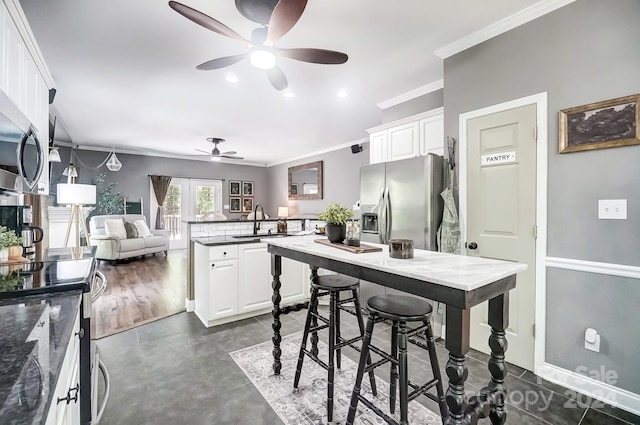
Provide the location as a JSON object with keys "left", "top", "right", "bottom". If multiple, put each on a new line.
{"left": 266, "top": 236, "right": 527, "bottom": 425}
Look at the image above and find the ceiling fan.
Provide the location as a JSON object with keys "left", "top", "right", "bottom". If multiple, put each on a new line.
{"left": 168, "top": 0, "right": 348, "bottom": 90}
{"left": 195, "top": 138, "right": 244, "bottom": 161}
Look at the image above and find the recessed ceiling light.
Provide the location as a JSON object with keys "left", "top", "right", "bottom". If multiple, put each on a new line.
{"left": 337, "top": 90, "right": 348, "bottom": 98}
{"left": 284, "top": 92, "right": 294, "bottom": 98}
{"left": 226, "top": 75, "right": 239, "bottom": 83}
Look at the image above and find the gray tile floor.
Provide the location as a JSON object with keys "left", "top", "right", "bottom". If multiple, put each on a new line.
{"left": 97, "top": 309, "right": 639, "bottom": 425}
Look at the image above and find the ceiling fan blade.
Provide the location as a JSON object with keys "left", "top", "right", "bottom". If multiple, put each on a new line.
{"left": 221, "top": 155, "right": 244, "bottom": 160}
{"left": 276, "top": 48, "right": 348, "bottom": 64}
{"left": 196, "top": 54, "right": 248, "bottom": 70}
{"left": 264, "top": 0, "right": 308, "bottom": 46}
{"left": 221, "top": 151, "right": 237, "bottom": 155}
{"left": 195, "top": 149, "right": 211, "bottom": 154}
{"left": 267, "top": 65, "right": 288, "bottom": 90}
{"left": 169, "top": 1, "right": 250, "bottom": 45}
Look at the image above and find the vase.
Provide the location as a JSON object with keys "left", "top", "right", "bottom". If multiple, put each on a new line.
{"left": 326, "top": 223, "right": 346, "bottom": 243}
{"left": 0, "top": 248, "right": 8, "bottom": 261}
{"left": 8, "top": 245, "right": 22, "bottom": 258}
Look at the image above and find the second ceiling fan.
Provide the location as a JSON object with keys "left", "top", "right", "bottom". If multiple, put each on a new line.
{"left": 168, "top": 0, "right": 348, "bottom": 90}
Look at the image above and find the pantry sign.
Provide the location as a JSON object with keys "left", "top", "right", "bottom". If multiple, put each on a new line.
{"left": 481, "top": 151, "right": 516, "bottom": 166}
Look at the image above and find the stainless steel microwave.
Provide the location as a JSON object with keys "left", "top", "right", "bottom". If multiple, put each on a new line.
{"left": 0, "top": 90, "right": 44, "bottom": 194}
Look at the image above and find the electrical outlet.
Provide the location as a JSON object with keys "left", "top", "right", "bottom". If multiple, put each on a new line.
{"left": 598, "top": 199, "right": 627, "bottom": 220}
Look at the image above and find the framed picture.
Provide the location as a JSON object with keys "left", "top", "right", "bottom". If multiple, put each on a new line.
{"left": 242, "top": 197, "right": 253, "bottom": 213}
{"left": 229, "top": 181, "right": 241, "bottom": 196}
{"left": 242, "top": 181, "right": 254, "bottom": 196}
{"left": 290, "top": 183, "right": 298, "bottom": 195}
{"left": 559, "top": 94, "right": 640, "bottom": 153}
{"left": 229, "top": 197, "right": 241, "bottom": 213}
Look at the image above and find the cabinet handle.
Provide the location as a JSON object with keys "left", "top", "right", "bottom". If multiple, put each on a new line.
{"left": 37, "top": 321, "right": 45, "bottom": 327}
{"left": 211, "top": 264, "right": 215, "bottom": 268}
{"left": 223, "top": 252, "right": 227, "bottom": 255}
{"left": 57, "top": 384, "right": 79, "bottom": 405}
{"left": 75, "top": 328, "right": 84, "bottom": 339}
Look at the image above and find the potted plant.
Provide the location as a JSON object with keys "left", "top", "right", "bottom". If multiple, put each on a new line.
{"left": 0, "top": 225, "right": 23, "bottom": 260}
{"left": 317, "top": 203, "right": 354, "bottom": 243}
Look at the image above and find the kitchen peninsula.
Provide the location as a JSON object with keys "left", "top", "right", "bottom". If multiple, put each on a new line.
{"left": 265, "top": 236, "right": 527, "bottom": 425}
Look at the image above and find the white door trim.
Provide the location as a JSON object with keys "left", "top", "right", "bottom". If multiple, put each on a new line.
{"left": 458, "top": 92, "right": 548, "bottom": 373}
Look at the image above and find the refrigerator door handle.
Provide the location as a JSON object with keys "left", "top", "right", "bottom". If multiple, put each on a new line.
{"left": 384, "top": 187, "right": 391, "bottom": 244}
{"left": 377, "top": 188, "right": 385, "bottom": 243}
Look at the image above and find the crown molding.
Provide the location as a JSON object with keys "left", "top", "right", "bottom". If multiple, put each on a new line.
{"left": 377, "top": 80, "right": 443, "bottom": 110}
{"left": 266, "top": 138, "right": 369, "bottom": 167}
{"left": 435, "top": 0, "right": 576, "bottom": 59}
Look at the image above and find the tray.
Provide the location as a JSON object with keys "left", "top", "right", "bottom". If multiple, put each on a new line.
{"left": 314, "top": 238, "right": 383, "bottom": 254}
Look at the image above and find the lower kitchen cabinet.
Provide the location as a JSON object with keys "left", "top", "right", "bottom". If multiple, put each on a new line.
{"left": 194, "top": 242, "right": 308, "bottom": 327}
{"left": 45, "top": 310, "right": 80, "bottom": 425}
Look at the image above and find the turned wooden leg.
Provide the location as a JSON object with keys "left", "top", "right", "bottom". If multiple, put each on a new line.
{"left": 390, "top": 322, "right": 399, "bottom": 414}
{"left": 487, "top": 293, "right": 510, "bottom": 425}
{"left": 309, "top": 266, "right": 319, "bottom": 357}
{"left": 271, "top": 254, "right": 283, "bottom": 374}
{"left": 445, "top": 307, "right": 471, "bottom": 425}
{"left": 293, "top": 288, "right": 318, "bottom": 388}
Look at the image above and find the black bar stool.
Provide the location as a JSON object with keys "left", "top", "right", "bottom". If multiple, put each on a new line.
{"left": 346, "top": 294, "right": 447, "bottom": 425}
{"left": 293, "top": 274, "right": 378, "bottom": 422}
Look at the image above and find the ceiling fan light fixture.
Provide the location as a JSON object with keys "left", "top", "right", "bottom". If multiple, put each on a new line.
{"left": 250, "top": 49, "right": 276, "bottom": 70}
{"left": 106, "top": 152, "right": 122, "bottom": 171}
{"left": 210, "top": 156, "right": 222, "bottom": 162}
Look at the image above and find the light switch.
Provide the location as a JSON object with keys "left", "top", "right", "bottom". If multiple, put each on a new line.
{"left": 598, "top": 199, "right": 627, "bottom": 220}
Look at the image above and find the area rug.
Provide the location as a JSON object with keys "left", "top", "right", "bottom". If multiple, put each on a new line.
{"left": 230, "top": 332, "right": 443, "bottom": 424}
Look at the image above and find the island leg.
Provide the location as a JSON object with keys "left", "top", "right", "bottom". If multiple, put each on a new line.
{"left": 309, "top": 266, "right": 319, "bottom": 357}
{"left": 271, "top": 254, "right": 283, "bottom": 374}
{"left": 487, "top": 293, "right": 509, "bottom": 425}
{"left": 444, "top": 307, "right": 470, "bottom": 425}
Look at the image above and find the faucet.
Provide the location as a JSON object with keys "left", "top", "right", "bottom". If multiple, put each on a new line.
{"left": 253, "top": 204, "right": 265, "bottom": 235}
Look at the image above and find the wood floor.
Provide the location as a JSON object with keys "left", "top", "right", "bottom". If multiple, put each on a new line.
{"left": 91, "top": 250, "right": 187, "bottom": 339}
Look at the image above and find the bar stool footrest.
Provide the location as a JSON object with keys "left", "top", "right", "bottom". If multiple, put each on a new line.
{"left": 309, "top": 324, "right": 329, "bottom": 333}
{"left": 335, "top": 335, "right": 363, "bottom": 350}
{"left": 408, "top": 378, "right": 439, "bottom": 402}
{"left": 302, "top": 349, "right": 329, "bottom": 370}
{"left": 311, "top": 312, "right": 330, "bottom": 325}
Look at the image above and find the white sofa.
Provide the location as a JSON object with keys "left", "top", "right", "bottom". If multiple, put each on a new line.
{"left": 89, "top": 214, "right": 170, "bottom": 262}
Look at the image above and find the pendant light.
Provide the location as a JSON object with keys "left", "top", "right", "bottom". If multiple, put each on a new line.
{"left": 106, "top": 150, "right": 122, "bottom": 171}
{"left": 48, "top": 146, "right": 61, "bottom": 162}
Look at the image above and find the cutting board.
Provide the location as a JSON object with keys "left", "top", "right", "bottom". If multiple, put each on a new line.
{"left": 314, "top": 238, "right": 383, "bottom": 254}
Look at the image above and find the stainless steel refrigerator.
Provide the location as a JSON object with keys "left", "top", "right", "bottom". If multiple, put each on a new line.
{"left": 359, "top": 154, "right": 444, "bottom": 302}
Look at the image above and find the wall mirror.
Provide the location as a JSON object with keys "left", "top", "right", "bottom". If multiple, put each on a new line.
{"left": 288, "top": 160, "right": 323, "bottom": 200}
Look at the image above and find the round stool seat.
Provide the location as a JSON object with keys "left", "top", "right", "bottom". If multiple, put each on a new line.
{"left": 312, "top": 274, "right": 360, "bottom": 291}
{"left": 367, "top": 294, "right": 433, "bottom": 322}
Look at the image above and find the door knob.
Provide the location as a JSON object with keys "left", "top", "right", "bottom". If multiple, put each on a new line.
{"left": 467, "top": 242, "right": 478, "bottom": 250}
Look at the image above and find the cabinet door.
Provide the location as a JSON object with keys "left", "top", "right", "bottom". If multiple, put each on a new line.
{"left": 209, "top": 259, "right": 239, "bottom": 320}
{"left": 61, "top": 355, "right": 80, "bottom": 425}
{"left": 369, "top": 130, "right": 387, "bottom": 164}
{"left": 280, "top": 258, "right": 308, "bottom": 303}
{"left": 0, "top": 3, "right": 7, "bottom": 93}
{"left": 420, "top": 114, "right": 444, "bottom": 156}
{"left": 387, "top": 121, "right": 420, "bottom": 161}
{"left": 3, "top": 10, "right": 24, "bottom": 109}
{"left": 238, "top": 243, "right": 272, "bottom": 313}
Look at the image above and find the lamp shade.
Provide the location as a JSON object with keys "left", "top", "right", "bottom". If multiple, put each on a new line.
{"left": 57, "top": 184, "right": 96, "bottom": 205}
{"left": 277, "top": 207, "right": 289, "bottom": 218}
{"left": 106, "top": 152, "right": 122, "bottom": 171}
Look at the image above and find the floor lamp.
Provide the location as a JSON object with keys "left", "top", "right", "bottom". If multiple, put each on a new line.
{"left": 57, "top": 183, "right": 96, "bottom": 253}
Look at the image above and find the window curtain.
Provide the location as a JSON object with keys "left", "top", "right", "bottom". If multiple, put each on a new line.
{"left": 150, "top": 175, "right": 172, "bottom": 229}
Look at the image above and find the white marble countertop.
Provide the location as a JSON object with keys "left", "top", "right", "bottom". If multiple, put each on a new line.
{"left": 264, "top": 236, "right": 527, "bottom": 292}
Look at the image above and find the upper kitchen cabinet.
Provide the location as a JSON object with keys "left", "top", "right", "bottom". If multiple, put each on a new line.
{"left": 367, "top": 107, "right": 444, "bottom": 164}
{"left": 1, "top": 0, "right": 55, "bottom": 193}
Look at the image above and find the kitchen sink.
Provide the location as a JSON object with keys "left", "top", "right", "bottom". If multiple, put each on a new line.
{"left": 232, "top": 233, "right": 288, "bottom": 239}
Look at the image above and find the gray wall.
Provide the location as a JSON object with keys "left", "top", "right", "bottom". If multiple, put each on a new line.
{"left": 383, "top": 89, "right": 443, "bottom": 124}
{"left": 265, "top": 145, "right": 369, "bottom": 217}
{"left": 50, "top": 146, "right": 270, "bottom": 222}
{"left": 444, "top": 0, "right": 640, "bottom": 392}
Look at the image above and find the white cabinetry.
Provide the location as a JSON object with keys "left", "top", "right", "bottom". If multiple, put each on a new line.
{"left": 194, "top": 242, "right": 308, "bottom": 327}
{"left": 1, "top": 0, "right": 53, "bottom": 194}
{"left": 45, "top": 310, "right": 81, "bottom": 425}
{"left": 194, "top": 245, "right": 239, "bottom": 324}
{"left": 367, "top": 107, "right": 444, "bottom": 164}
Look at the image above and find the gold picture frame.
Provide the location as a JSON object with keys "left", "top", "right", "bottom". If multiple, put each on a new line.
{"left": 559, "top": 94, "right": 640, "bottom": 153}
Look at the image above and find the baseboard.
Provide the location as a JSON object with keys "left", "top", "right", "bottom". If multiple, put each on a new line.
{"left": 537, "top": 362, "right": 640, "bottom": 416}
{"left": 185, "top": 298, "right": 195, "bottom": 312}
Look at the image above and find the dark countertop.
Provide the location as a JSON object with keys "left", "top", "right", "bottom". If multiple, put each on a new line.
{"left": 185, "top": 218, "right": 305, "bottom": 224}
{"left": 193, "top": 234, "right": 289, "bottom": 246}
{"left": 0, "top": 290, "right": 82, "bottom": 425}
